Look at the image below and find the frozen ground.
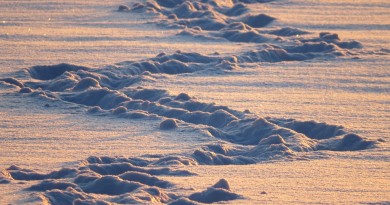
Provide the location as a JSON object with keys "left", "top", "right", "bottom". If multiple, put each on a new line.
{"left": 0, "top": 0, "right": 389, "bottom": 204}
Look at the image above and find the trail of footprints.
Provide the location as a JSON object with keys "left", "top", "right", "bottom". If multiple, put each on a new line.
{"left": 0, "top": 0, "right": 378, "bottom": 204}
{"left": 1, "top": 158, "right": 239, "bottom": 204}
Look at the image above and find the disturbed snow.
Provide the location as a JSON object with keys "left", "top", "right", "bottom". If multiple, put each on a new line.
{"left": 0, "top": 0, "right": 389, "bottom": 204}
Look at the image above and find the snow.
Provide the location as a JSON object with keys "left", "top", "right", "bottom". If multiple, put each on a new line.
{"left": 0, "top": 0, "right": 389, "bottom": 204}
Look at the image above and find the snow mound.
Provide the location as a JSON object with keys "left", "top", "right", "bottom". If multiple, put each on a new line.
{"left": 119, "top": 171, "right": 173, "bottom": 188}
{"left": 26, "top": 180, "right": 77, "bottom": 191}
{"left": 19, "top": 87, "right": 33, "bottom": 93}
{"left": 37, "top": 187, "right": 110, "bottom": 205}
{"left": 168, "top": 197, "right": 200, "bottom": 205}
{"left": 152, "top": 156, "right": 198, "bottom": 166}
{"left": 5, "top": 166, "right": 77, "bottom": 181}
{"left": 332, "top": 134, "right": 375, "bottom": 151}
{"left": 117, "top": 5, "right": 130, "bottom": 12}
{"left": 81, "top": 175, "right": 142, "bottom": 195}
{"left": 267, "top": 27, "right": 310, "bottom": 36}
{"left": 11, "top": 49, "right": 376, "bottom": 166}
{"left": 160, "top": 118, "right": 179, "bottom": 130}
{"left": 73, "top": 77, "right": 101, "bottom": 91}
{"left": 88, "top": 162, "right": 195, "bottom": 176}
{"left": 221, "top": 28, "right": 271, "bottom": 43}
{"left": 0, "top": 77, "right": 24, "bottom": 88}
{"left": 192, "top": 148, "right": 257, "bottom": 165}
{"left": 29, "top": 63, "right": 89, "bottom": 80}
{"left": 242, "top": 14, "right": 275, "bottom": 28}
{"left": 188, "top": 179, "right": 241, "bottom": 203}
{"left": 7, "top": 156, "right": 242, "bottom": 204}
{"left": 223, "top": 3, "right": 249, "bottom": 16}
{"left": 121, "top": 0, "right": 363, "bottom": 57}
{"left": 112, "top": 187, "right": 173, "bottom": 204}
{"left": 86, "top": 156, "right": 151, "bottom": 166}
{"left": 62, "top": 88, "right": 130, "bottom": 109}
{"left": 268, "top": 118, "right": 346, "bottom": 140}
{"left": 301, "top": 32, "right": 363, "bottom": 49}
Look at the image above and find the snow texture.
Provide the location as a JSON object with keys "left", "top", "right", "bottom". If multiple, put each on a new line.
{"left": 126, "top": 0, "right": 362, "bottom": 55}
{"left": 14, "top": 50, "right": 376, "bottom": 164}
{"left": 0, "top": 0, "right": 382, "bottom": 204}
{"left": 2, "top": 157, "right": 239, "bottom": 204}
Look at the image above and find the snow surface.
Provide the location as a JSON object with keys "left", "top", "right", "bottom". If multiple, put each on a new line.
{"left": 0, "top": 0, "right": 389, "bottom": 204}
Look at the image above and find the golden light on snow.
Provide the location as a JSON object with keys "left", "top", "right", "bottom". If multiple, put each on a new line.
{"left": 0, "top": 0, "right": 389, "bottom": 204}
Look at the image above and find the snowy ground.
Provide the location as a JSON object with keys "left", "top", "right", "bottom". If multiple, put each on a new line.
{"left": 0, "top": 0, "right": 389, "bottom": 204}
